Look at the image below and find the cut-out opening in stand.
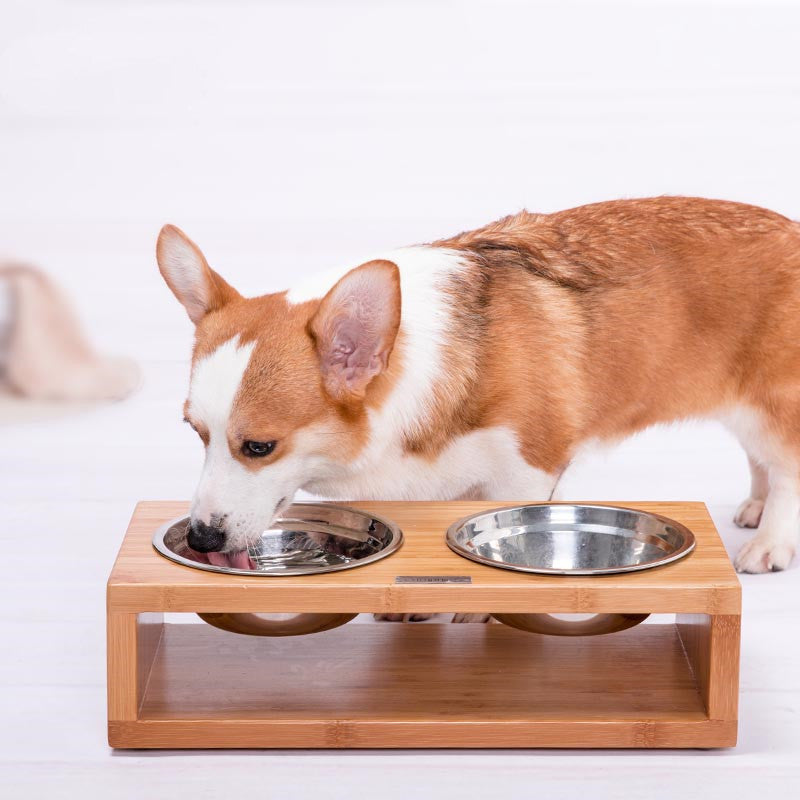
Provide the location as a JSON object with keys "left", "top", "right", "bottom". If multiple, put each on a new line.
{"left": 139, "top": 613, "right": 707, "bottom": 723}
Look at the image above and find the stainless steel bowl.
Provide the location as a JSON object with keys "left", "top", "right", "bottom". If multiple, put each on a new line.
{"left": 152, "top": 503, "right": 403, "bottom": 636}
{"left": 446, "top": 503, "right": 695, "bottom": 576}
{"left": 447, "top": 503, "right": 696, "bottom": 636}
{"left": 154, "top": 502, "right": 403, "bottom": 577}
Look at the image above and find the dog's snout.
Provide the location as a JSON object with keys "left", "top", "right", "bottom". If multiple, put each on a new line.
{"left": 188, "top": 519, "right": 226, "bottom": 553}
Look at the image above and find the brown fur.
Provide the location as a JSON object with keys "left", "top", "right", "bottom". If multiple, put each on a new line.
{"left": 184, "top": 292, "right": 372, "bottom": 469}
{"left": 426, "top": 196, "right": 800, "bottom": 473}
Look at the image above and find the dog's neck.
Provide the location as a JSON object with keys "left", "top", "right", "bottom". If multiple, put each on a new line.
{"left": 294, "top": 244, "right": 476, "bottom": 491}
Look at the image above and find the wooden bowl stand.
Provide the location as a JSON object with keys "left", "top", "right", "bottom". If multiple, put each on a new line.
{"left": 107, "top": 501, "right": 741, "bottom": 749}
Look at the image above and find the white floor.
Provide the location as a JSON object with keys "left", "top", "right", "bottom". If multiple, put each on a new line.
{"left": 1, "top": 361, "right": 799, "bottom": 798}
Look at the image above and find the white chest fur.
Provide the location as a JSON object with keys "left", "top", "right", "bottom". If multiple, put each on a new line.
{"left": 303, "top": 425, "right": 557, "bottom": 502}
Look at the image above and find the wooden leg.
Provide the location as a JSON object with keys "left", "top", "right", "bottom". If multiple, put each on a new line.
{"left": 107, "top": 612, "right": 164, "bottom": 733}
{"left": 676, "top": 613, "right": 740, "bottom": 723}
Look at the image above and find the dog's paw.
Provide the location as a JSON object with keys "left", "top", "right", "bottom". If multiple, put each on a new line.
{"left": 451, "top": 613, "right": 492, "bottom": 623}
{"left": 734, "top": 537, "right": 795, "bottom": 573}
{"left": 373, "top": 613, "right": 435, "bottom": 622}
{"left": 733, "top": 498, "right": 765, "bottom": 528}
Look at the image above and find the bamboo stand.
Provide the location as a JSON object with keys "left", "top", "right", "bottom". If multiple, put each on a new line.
{"left": 107, "top": 500, "right": 740, "bottom": 749}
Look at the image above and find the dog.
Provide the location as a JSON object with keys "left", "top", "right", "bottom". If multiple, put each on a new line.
{"left": 157, "top": 196, "right": 800, "bottom": 582}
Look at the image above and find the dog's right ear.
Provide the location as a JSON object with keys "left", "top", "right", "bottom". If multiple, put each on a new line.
{"left": 308, "top": 259, "right": 401, "bottom": 405}
{"left": 156, "top": 225, "right": 240, "bottom": 324}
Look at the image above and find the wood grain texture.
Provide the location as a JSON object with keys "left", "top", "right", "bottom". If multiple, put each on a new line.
{"left": 109, "top": 718, "right": 738, "bottom": 750}
{"left": 108, "top": 622, "right": 737, "bottom": 749}
{"left": 140, "top": 623, "right": 702, "bottom": 720}
{"left": 677, "top": 613, "right": 741, "bottom": 722}
{"left": 107, "top": 500, "right": 741, "bottom": 614}
{"left": 106, "top": 611, "right": 163, "bottom": 721}
{"left": 106, "top": 613, "right": 138, "bottom": 722}
{"left": 107, "top": 500, "right": 740, "bottom": 749}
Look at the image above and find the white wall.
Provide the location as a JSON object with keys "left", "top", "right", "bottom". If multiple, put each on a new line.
{"left": 1, "top": 0, "right": 799, "bottom": 504}
{"left": 2, "top": 0, "right": 799, "bottom": 362}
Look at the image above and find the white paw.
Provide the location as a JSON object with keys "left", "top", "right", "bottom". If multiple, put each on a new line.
{"left": 373, "top": 613, "right": 435, "bottom": 622}
{"left": 733, "top": 498, "right": 765, "bottom": 528}
{"left": 451, "top": 613, "right": 492, "bottom": 623}
{"left": 734, "top": 537, "right": 796, "bottom": 573}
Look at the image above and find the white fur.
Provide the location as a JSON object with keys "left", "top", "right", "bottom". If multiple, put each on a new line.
{"left": 722, "top": 406, "right": 799, "bottom": 572}
{"left": 187, "top": 336, "right": 254, "bottom": 430}
{"left": 303, "top": 425, "right": 558, "bottom": 502}
{"left": 187, "top": 336, "right": 289, "bottom": 547}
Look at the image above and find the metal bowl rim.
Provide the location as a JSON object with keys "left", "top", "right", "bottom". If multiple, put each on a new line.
{"left": 445, "top": 502, "right": 696, "bottom": 576}
{"left": 152, "top": 502, "right": 404, "bottom": 577}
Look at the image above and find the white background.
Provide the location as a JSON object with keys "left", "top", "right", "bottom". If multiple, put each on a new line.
{"left": 1, "top": 1, "right": 799, "bottom": 797}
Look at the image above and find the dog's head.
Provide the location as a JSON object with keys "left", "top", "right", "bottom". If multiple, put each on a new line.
{"left": 156, "top": 225, "right": 401, "bottom": 556}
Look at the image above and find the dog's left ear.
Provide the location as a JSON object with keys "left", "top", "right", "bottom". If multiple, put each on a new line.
{"left": 156, "top": 225, "right": 240, "bottom": 324}
{"left": 308, "top": 259, "right": 401, "bottom": 404}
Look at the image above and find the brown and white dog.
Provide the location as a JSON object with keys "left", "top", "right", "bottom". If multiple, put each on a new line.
{"left": 157, "top": 196, "right": 800, "bottom": 578}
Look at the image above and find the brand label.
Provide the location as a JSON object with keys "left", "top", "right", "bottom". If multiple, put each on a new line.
{"left": 394, "top": 575, "right": 472, "bottom": 584}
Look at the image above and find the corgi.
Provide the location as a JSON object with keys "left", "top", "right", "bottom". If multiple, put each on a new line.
{"left": 157, "top": 196, "right": 800, "bottom": 577}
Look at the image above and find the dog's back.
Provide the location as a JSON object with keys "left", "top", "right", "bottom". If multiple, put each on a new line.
{"left": 435, "top": 197, "right": 800, "bottom": 453}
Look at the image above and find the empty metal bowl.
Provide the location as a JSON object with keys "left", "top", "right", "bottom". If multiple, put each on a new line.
{"left": 152, "top": 503, "right": 402, "bottom": 636}
{"left": 447, "top": 503, "right": 696, "bottom": 636}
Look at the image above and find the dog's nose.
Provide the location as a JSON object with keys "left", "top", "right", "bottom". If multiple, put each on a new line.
{"left": 188, "top": 519, "right": 226, "bottom": 553}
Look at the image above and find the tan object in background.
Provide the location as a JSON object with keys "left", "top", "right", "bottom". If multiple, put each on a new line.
{"left": 0, "top": 264, "right": 139, "bottom": 406}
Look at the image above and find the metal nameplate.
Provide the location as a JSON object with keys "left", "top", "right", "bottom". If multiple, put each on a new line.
{"left": 395, "top": 575, "right": 472, "bottom": 584}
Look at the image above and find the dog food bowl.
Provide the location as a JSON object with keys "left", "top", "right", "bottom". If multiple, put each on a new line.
{"left": 153, "top": 503, "right": 403, "bottom": 636}
{"left": 447, "top": 503, "right": 696, "bottom": 635}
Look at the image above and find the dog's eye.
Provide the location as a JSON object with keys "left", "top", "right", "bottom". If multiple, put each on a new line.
{"left": 242, "top": 440, "right": 277, "bottom": 458}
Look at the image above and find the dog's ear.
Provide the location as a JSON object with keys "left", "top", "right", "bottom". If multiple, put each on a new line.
{"left": 156, "top": 225, "right": 240, "bottom": 324}
{"left": 308, "top": 259, "right": 401, "bottom": 404}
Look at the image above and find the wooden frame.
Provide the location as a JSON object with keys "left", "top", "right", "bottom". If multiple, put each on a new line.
{"left": 107, "top": 500, "right": 741, "bottom": 749}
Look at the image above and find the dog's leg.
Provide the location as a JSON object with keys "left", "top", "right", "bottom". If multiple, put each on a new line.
{"left": 734, "top": 460, "right": 799, "bottom": 573}
{"left": 725, "top": 409, "right": 799, "bottom": 572}
{"left": 733, "top": 454, "right": 769, "bottom": 528}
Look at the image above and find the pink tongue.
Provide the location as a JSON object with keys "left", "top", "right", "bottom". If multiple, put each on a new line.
{"left": 205, "top": 550, "right": 254, "bottom": 570}
{"left": 229, "top": 550, "right": 255, "bottom": 570}
{"left": 206, "top": 552, "right": 230, "bottom": 567}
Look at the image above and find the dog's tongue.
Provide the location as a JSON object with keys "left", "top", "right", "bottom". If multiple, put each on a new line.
{"left": 205, "top": 550, "right": 255, "bottom": 570}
